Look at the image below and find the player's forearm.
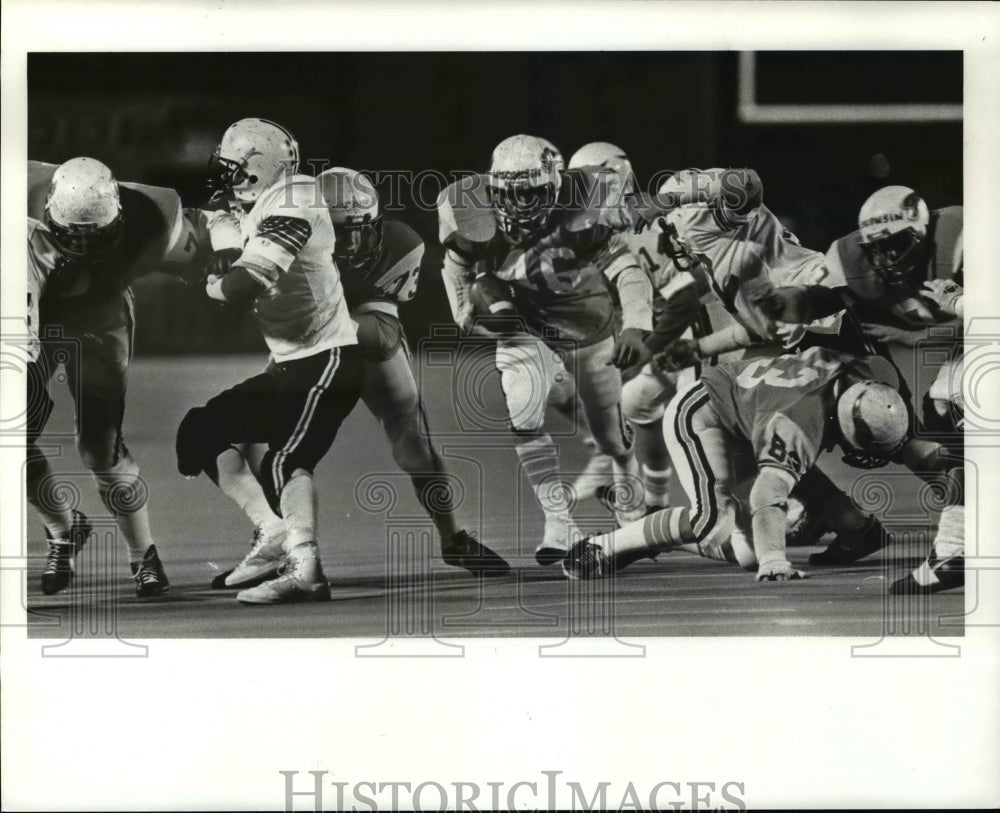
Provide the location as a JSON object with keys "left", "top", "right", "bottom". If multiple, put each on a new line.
{"left": 750, "top": 468, "right": 796, "bottom": 566}
{"left": 695, "top": 322, "right": 756, "bottom": 357}
{"left": 206, "top": 266, "right": 265, "bottom": 306}
{"left": 441, "top": 249, "right": 476, "bottom": 324}
{"left": 645, "top": 284, "right": 702, "bottom": 353}
{"left": 615, "top": 265, "right": 654, "bottom": 331}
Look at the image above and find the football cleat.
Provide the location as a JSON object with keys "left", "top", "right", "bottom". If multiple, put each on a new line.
{"left": 808, "top": 516, "right": 886, "bottom": 565}
{"left": 889, "top": 551, "right": 964, "bottom": 595}
{"left": 535, "top": 514, "right": 581, "bottom": 566}
{"left": 236, "top": 544, "right": 331, "bottom": 605}
{"left": 562, "top": 540, "right": 611, "bottom": 580}
{"left": 130, "top": 544, "right": 170, "bottom": 598}
{"left": 441, "top": 530, "right": 511, "bottom": 578}
{"left": 224, "top": 523, "right": 288, "bottom": 589}
{"left": 40, "top": 510, "right": 92, "bottom": 596}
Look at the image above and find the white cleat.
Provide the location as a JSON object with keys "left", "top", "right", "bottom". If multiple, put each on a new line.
{"left": 236, "top": 544, "right": 331, "bottom": 605}
{"left": 535, "top": 514, "right": 582, "bottom": 566}
{"left": 225, "top": 523, "right": 288, "bottom": 588}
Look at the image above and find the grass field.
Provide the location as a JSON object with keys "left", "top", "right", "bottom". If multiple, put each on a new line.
{"left": 21, "top": 352, "right": 964, "bottom": 641}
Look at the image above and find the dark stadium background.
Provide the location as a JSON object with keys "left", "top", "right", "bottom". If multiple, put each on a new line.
{"left": 28, "top": 51, "right": 962, "bottom": 353}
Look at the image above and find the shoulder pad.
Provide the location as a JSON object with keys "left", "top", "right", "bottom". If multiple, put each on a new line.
{"left": 558, "top": 166, "right": 631, "bottom": 234}
{"left": 380, "top": 220, "right": 425, "bottom": 271}
{"left": 27, "top": 161, "right": 59, "bottom": 220}
{"left": 264, "top": 174, "right": 325, "bottom": 213}
{"left": 119, "top": 181, "right": 182, "bottom": 225}
{"left": 437, "top": 173, "right": 496, "bottom": 257}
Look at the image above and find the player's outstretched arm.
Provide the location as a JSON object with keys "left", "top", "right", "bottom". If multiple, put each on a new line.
{"left": 440, "top": 248, "right": 478, "bottom": 332}
{"left": 644, "top": 283, "right": 702, "bottom": 354}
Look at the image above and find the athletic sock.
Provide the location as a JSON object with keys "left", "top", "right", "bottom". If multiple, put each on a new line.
{"left": 215, "top": 448, "right": 283, "bottom": 530}
{"left": 93, "top": 453, "right": 155, "bottom": 563}
{"left": 642, "top": 464, "right": 673, "bottom": 509}
{"left": 515, "top": 433, "right": 570, "bottom": 517}
{"left": 279, "top": 473, "right": 317, "bottom": 553}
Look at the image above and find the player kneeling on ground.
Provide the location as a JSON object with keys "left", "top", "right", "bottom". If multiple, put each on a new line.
{"left": 563, "top": 347, "right": 911, "bottom": 583}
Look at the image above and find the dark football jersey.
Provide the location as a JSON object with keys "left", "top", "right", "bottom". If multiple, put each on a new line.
{"left": 825, "top": 206, "right": 963, "bottom": 328}
{"left": 340, "top": 219, "right": 424, "bottom": 311}
{"left": 438, "top": 168, "right": 635, "bottom": 346}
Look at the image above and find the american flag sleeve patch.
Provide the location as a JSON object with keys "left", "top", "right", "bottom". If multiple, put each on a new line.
{"left": 242, "top": 216, "right": 313, "bottom": 272}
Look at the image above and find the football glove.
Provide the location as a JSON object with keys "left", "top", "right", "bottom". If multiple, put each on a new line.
{"left": 653, "top": 337, "right": 701, "bottom": 372}
{"left": 611, "top": 327, "right": 649, "bottom": 369}
{"left": 756, "top": 559, "right": 809, "bottom": 582}
{"left": 921, "top": 279, "right": 963, "bottom": 318}
{"left": 182, "top": 247, "right": 242, "bottom": 288}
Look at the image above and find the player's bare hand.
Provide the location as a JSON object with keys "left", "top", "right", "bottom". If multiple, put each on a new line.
{"left": 920, "top": 279, "right": 963, "bottom": 317}
{"left": 862, "top": 322, "right": 919, "bottom": 347}
{"left": 611, "top": 328, "right": 649, "bottom": 368}
{"left": 756, "top": 560, "right": 809, "bottom": 582}
{"left": 653, "top": 338, "right": 700, "bottom": 372}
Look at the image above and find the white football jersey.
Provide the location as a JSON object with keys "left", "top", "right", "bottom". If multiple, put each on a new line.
{"left": 227, "top": 174, "right": 357, "bottom": 362}
{"left": 667, "top": 201, "right": 843, "bottom": 345}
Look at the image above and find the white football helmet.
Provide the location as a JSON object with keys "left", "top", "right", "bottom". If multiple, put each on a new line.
{"left": 568, "top": 141, "right": 637, "bottom": 195}
{"left": 44, "top": 157, "right": 123, "bottom": 260}
{"left": 857, "top": 185, "right": 930, "bottom": 283}
{"left": 487, "top": 134, "right": 564, "bottom": 245}
{"left": 208, "top": 118, "right": 299, "bottom": 206}
{"left": 317, "top": 167, "right": 383, "bottom": 270}
{"left": 835, "top": 379, "right": 910, "bottom": 469}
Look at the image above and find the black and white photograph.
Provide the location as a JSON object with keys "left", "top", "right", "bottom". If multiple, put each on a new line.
{"left": 2, "top": 2, "right": 999, "bottom": 810}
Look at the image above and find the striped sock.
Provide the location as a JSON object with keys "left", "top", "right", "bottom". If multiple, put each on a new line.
{"left": 515, "top": 434, "right": 569, "bottom": 515}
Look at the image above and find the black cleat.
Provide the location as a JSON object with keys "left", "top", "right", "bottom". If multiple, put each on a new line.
{"left": 809, "top": 516, "right": 886, "bottom": 565}
{"left": 441, "top": 531, "right": 510, "bottom": 578}
{"left": 40, "top": 510, "right": 92, "bottom": 595}
{"left": 562, "top": 538, "right": 656, "bottom": 580}
{"left": 889, "top": 552, "right": 964, "bottom": 595}
{"left": 130, "top": 544, "right": 170, "bottom": 597}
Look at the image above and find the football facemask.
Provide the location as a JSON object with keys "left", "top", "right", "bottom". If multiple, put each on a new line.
{"left": 488, "top": 134, "right": 563, "bottom": 246}
{"left": 206, "top": 118, "right": 299, "bottom": 206}
{"left": 858, "top": 186, "right": 930, "bottom": 284}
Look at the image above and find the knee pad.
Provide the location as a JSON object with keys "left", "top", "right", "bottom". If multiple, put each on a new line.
{"left": 176, "top": 406, "right": 229, "bottom": 477}
{"left": 621, "top": 369, "right": 669, "bottom": 426}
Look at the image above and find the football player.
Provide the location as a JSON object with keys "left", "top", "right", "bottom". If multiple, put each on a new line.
{"left": 568, "top": 143, "right": 735, "bottom": 516}
{"left": 218, "top": 168, "right": 510, "bottom": 587}
{"left": 177, "top": 118, "right": 365, "bottom": 605}
{"left": 756, "top": 186, "right": 965, "bottom": 592}
{"left": 27, "top": 157, "right": 227, "bottom": 597}
{"left": 438, "top": 134, "right": 652, "bottom": 565}
{"left": 562, "top": 347, "right": 919, "bottom": 582}
{"left": 631, "top": 167, "right": 886, "bottom": 559}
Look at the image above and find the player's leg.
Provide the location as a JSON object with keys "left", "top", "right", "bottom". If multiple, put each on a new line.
{"left": 497, "top": 336, "right": 576, "bottom": 565}
{"left": 570, "top": 336, "right": 645, "bottom": 524}
{"left": 547, "top": 370, "right": 613, "bottom": 502}
{"left": 237, "top": 346, "right": 366, "bottom": 604}
{"left": 25, "top": 350, "right": 93, "bottom": 594}
{"left": 892, "top": 360, "right": 965, "bottom": 593}
{"left": 620, "top": 361, "right": 681, "bottom": 513}
{"left": 357, "top": 311, "right": 508, "bottom": 576}
{"left": 65, "top": 296, "right": 168, "bottom": 596}
{"left": 564, "top": 380, "right": 743, "bottom": 579}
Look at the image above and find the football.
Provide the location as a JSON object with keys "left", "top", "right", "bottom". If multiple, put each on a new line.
{"left": 469, "top": 271, "right": 515, "bottom": 318}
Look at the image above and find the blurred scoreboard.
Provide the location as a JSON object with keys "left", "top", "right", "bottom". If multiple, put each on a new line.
{"left": 738, "top": 51, "right": 962, "bottom": 123}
